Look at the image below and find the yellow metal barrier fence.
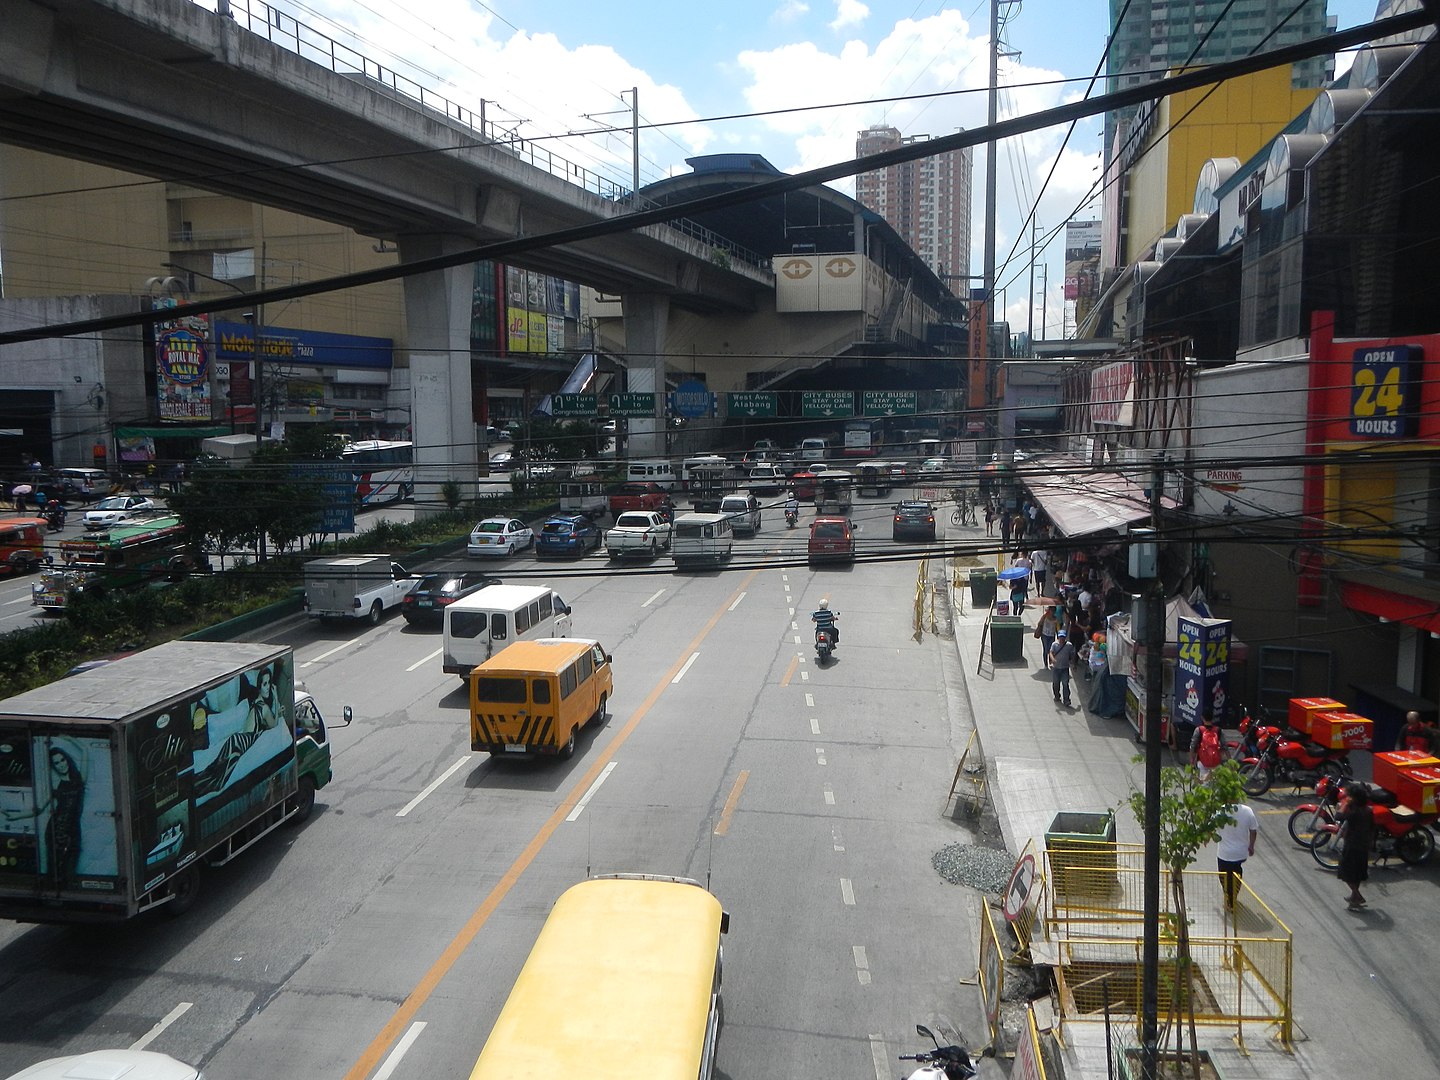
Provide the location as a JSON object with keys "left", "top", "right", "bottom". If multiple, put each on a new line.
{"left": 1041, "top": 843, "right": 1293, "bottom": 1049}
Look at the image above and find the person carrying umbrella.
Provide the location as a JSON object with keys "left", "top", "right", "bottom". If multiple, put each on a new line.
{"left": 11, "top": 483, "right": 32, "bottom": 513}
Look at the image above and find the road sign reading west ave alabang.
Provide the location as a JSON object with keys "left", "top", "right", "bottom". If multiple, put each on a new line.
{"left": 862, "top": 390, "right": 918, "bottom": 417}
{"left": 608, "top": 392, "right": 657, "bottom": 418}
{"left": 726, "top": 391, "right": 777, "bottom": 417}
{"left": 551, "top": 393, "right": 597, "bottom": 417}
{"left": 801, "top": 390, "right": 855, "bottom": 418}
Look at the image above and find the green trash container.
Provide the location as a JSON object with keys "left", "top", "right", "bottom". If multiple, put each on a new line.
{"left": 969, "top": 568, "right": 997, "bottom": 608}
{"left": 1045, "top": 810, "right": 1118, "bottom": 898}
{"left": 989, "top": 615, "right": 1025, "bottom": 663}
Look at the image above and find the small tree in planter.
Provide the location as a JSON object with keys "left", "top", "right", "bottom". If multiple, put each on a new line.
{"left": 1126, "top": 759, "right": 1247, "bottom": 1080}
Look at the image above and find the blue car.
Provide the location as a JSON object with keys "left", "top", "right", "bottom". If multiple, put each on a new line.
{"left": 536, "top": 514, "right": 602, "bottom": 558}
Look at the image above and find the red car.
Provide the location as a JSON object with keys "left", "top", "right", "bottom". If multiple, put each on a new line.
{"left": 607, "top": 481, "right": 667, "bottom": 515}
{"left": 791, "top": 471, "right": 819, "bottom": 500}
{"left": 808, "top": 516, "right": 856, "bottom": 565}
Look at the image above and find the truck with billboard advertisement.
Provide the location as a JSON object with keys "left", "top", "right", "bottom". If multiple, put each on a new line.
{"left": 31, "top": 515, "right": 208, "bottom": 611}
{"left": 0, "top": 641, "right": 348, "bottom": 923}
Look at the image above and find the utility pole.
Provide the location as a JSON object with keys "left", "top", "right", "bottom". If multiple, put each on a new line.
{"left": 1132, "top": 456, "right": 1166, "bottom": 1080}
{"left": 981, "top": 0, "right": 999, "bottom": 438}
{"left": 253, "top": 242, "right": 267, "bottom": 449}
{"left": 1027, "top": 218, "right": 1037, "bottom": 346}
{"left": 627, "top": 86, "right": 639, "bottom": 193}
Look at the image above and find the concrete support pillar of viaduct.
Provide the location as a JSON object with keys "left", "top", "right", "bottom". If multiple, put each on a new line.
{"left": 398, "top": 235, "right": 477, "bottom": 518}
{"left": 622, "top": 292, "right": 671, "bottom": 459}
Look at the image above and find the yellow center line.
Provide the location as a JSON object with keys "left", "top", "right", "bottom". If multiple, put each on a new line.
{"left": 780, "top": 653, "right": 798, "bottom": 686}
{"left": 713, "top": 770, "right": 750, "bottom": 836}
{"left": 344, "top": 568, "right": 760, "bottom": 1080}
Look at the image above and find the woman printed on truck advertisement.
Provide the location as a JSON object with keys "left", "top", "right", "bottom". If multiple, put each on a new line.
{"left": 2, "top": 741, "right": 92, "bottom": 884}
{"left": 192, "top": 664, "right": 283, "bottom": 798}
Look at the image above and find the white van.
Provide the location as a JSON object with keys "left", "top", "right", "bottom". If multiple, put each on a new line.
{"left": 626, "top": 460, "right": 679, "bottom": 491}
{"left": 672, "top": 512, "right": 734, "bottom": 570}
{"left": 443, "top": 583, "right": 572, "bottom": 681}
{"left": 799, "top": 438, "right": 829, "bottom": 461}
{"left": 718, "top": 492, "right": 762, "bottom": 535}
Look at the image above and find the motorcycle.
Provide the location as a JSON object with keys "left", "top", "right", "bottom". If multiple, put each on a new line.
{"left": 815, "top": 627, "right": 835, "bottom": 665}
{"left": 1311, "top": 782, "right": 1437, "bottom": 867}
{"left": 1287, "top": 773, "right": 1346, "bottom": 847}
{"left": 785, "top": 506, "right": 799, "bottom": 528}
{"left": 1226, "top": 703, "right": 1274, "bottom": 761}
{"left": 899, "top": 1024, "right": 979, "bottom": 1080}
{"left": 43, "top": 503, "right": 66, "bottom": 532}
{"left": 1239, "top": 724, "right": 1352, "bottom": 796}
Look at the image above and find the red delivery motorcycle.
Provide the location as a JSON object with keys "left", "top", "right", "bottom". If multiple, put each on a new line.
{"left": 1311, "top": 782, "right": 1436, "bottom": 867}
{"left": 1287, "top": 773, "right": 1346, "bottom": 847}
{"left": 1240, "top": 724, "right": 1353, "bottom": 797}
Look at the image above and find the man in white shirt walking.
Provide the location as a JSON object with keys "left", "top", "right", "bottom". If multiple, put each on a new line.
{"left": 1216, "top": 802, "right": 1259, "bottom": 907}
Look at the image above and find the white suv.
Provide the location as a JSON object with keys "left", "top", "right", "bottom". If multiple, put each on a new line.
{"left": 746, "top": 464, "right": 785, "bottom": 493}
{"left": 719, "top": 493, "right": 762, "bottom": 535}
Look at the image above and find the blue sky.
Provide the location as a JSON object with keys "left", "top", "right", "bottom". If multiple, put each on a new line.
{"left": 231, "top": 0, "right": 1382, "bottom": 337}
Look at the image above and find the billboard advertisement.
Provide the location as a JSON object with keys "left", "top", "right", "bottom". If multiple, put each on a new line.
{"left": 153, "top": 299, "right": 213, "bottom": 422}
{"left": 1065, "top": 220, "right": 1102, "bottom": 325}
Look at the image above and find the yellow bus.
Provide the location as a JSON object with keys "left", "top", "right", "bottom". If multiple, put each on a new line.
{"left": 470, "top": 874, "right": 730, "bottom": 1080}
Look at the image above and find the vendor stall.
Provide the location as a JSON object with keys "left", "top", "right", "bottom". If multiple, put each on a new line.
{"left": 1105, "top": 596, "right": 1251, "bottom": 745}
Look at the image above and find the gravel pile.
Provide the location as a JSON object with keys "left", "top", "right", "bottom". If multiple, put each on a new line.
{"left": 932, "top": 842, "right": 1015, "bottom": 895}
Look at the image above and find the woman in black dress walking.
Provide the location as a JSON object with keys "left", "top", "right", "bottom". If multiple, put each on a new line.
{"left": 1337, "top": 785, "right": 1374, "bottom": 909}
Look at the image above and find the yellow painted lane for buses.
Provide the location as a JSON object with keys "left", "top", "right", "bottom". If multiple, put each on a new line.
{"left": 344, "top": 568, "right": 761, "bottom": 1080}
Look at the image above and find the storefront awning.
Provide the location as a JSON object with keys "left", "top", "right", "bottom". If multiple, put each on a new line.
{"left": 1341, "top": 577, "right": 1440, "bottom": 635}
{"left": 1024, "top": 457, "right": 1177, "bottom": 537}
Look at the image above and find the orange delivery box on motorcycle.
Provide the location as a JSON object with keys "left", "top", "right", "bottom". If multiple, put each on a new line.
{"left": 1309, "top": 710, "right": 1374, "bottom": 751}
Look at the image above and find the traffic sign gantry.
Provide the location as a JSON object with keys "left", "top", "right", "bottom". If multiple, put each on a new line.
{"left": 801, "top": 390, "right": 855, "bottom": 418}
{"left": 726, "top": 391, "right": 777, "bottom": 418}
{"left": 608, "top": 392, "right": 657, "bottom": 418}
{"left": 862, "top": 390, "right": 918, "bottom": 417}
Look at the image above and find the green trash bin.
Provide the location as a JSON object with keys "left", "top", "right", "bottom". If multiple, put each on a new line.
{"left": 1045, "top": 810, "right": 1118, "bottom": 898}
{"left": 989, "top": 615, "right": 1025, "bottom": 663}
{"left": 969, "top": 568, "right": 997, "bottom": 608}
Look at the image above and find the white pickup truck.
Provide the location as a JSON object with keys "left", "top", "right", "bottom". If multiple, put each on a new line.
{"left": 303, "top": 554, "right": 414, "bottom": 624}
{"left": 605, "top": 511, "right": 673, "bottom": 558}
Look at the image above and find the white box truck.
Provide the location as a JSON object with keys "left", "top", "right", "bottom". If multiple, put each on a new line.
{"left": 0, "top": 641, "right": 348, "bottom": 923}
{"left": 303, "top": 554, "right": 413, "bottom": 624}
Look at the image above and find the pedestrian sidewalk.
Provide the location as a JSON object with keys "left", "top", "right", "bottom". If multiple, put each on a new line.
{"left": 948, "top": 582, "right": 1318, "bottom": 1080}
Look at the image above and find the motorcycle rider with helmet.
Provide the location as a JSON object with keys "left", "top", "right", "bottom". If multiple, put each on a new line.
{"left": 784, "top": 491, "right": 800, "bottom": 527}
{"left": 811, "top": 597, "right": 840, "bottom": 649}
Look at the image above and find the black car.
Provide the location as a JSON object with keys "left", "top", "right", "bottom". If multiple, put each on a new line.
{"left": 401, "top": 571, "right": 501, "bottom": 626}
{"left": 892, "top": 500, "right": 937, "bottom": 541}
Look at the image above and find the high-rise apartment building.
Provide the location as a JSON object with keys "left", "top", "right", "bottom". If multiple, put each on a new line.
{"left": 855, "top": 126, "right": 973, "bottom": 290}
{"left": 1104, "top": 0, "right": 1333, "bottom": 163}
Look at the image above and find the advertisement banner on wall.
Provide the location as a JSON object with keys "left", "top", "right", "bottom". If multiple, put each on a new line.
{"left": 1090, "top": 362, "right": 1135, "bottom": 426}
{"left": 506, "top": 306, "right": 528, "bottom": 352}
{"left": 1063, "top": 220, "right": 1101, "bottom": 301}
{"left": 153, "top": 300, "right": 212, "bottom": 421}
{"left": 1174, "top": 616, "right": 1232, "bottom": 730}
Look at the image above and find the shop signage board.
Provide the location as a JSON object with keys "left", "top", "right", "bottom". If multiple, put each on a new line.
{"left": 726, "top": 391, "right": 777, "bottom": 417}
{"left": 1174, "top": 616, "right": 1232, "bottom": 729}
{"left": 608, "top": 392, "right": 656, "bottom": 418}
{"left": 801, "top": 390, "right": 855, "bottom": 418}
{"left": 861, "top": 390, "right": 917, "bottom": 416}
{"left": 1349, "top": 345, "right": 1420, "bottom": 438}
{"left": 551, "top": 393, "right": 597, "bottom": 418}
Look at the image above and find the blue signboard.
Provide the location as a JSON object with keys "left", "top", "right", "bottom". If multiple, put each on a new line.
{"left": 1349, "top": 345, "right": 1420, "bottom": 438}
{"left": 216, "top": 323, "right": 394, "bottom": 370}
{"left": 671, "top": 380, "right": 714, "bottom": 419}
{"left": 1174, "top": 616, "right": 1232, "bottom": 729}
{"left": 292, "top": 463, "right": 356, "bottom": 534}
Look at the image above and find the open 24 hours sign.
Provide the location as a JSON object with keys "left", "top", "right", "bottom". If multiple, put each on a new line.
{"left": 1350, "top": 345, "right": 1421, "bottom": 438}
{"left": 1173, "top": 616, "right": 1232, "bottom": 730}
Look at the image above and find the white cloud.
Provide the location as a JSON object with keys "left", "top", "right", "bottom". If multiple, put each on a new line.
{"left": 829, "top": 0, "right": 869, "bottom": 32}
{"left": 773, "top": 0, "right": 810, "bottom": 23}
